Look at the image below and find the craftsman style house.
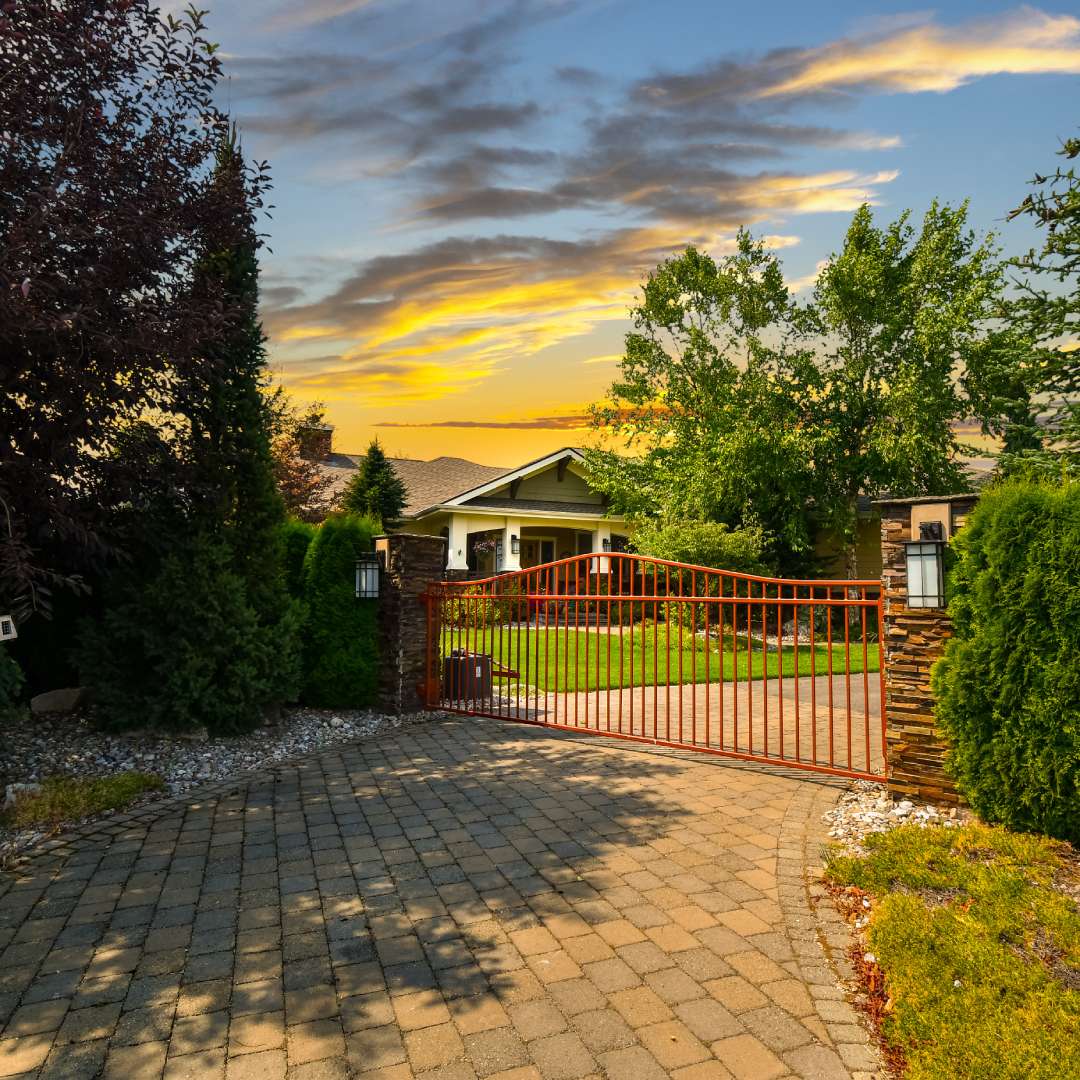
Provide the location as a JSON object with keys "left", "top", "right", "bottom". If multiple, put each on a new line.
{"left": 313, "top": 428, "right": 629, "bottom": 575}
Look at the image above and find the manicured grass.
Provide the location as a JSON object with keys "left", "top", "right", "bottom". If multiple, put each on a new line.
{"left": 826, "top": 824, "right": 1080, "bottom": 1080}
{"left": 0, "top": 771, "right": 165, "bottom": 830}
{"left": 442, "top": 622, "right": 879, "bottom": 692}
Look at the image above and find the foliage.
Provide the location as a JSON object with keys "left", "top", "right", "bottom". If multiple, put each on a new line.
{"left": 0, "top": 648, "right": 25, "bottom": 721}
{"left": 279, "top": 519, "right": 317, "bottom": 601}
{"left": 807, "top": 202, "right": 998, "bottom": 567}
{"left": 0, "top": 772, "right": 165, "bottom": 831}
{"left": 931, "top": 480, "right": 1080, "bottom": 841}
{"left": 826, "top": 823, "right": 1080, "bottom": 1080}
{"left": 78, "top": 535, "right": 300, "bottom": 735}
{"left": 75, "top": 134, "right": 300, "bottom": 734}
{"left": 0, "top": 2, "right": 269, "bottom": 620}
{"left": 340, "top": 439, "right": 407, "bottom": 525}
{"left": 588, "top": 206, "right": 1004, "bottom": 575}
{"left": 633, "top": 520, "right": 769, "bottom": 576}
{"left": 301, "top": 514, "right": 380, "bottom": 708}
{"left": 268, "top": 396, "right": 337, "bottom": 523}
{"left": 985, "top": 137, "right": 1080, "bottom": 476}
{"left": 587, "top": 235, "right": 814, "bottom": 572}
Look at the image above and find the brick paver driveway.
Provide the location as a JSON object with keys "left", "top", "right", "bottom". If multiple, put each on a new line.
{"left": 0, "top": 717, "right": 878, "bottom": 1080}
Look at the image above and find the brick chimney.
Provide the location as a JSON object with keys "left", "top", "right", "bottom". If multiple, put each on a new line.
{"left": 298, "top": 423, "right": 334, "bottom": 461}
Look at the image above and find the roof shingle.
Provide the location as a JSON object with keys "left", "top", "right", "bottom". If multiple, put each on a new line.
{"left": 320, "top": 453, "right": 507, "bottom": 517}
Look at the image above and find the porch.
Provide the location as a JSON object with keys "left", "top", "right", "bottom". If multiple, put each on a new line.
{"left": 427, "top": 511, "right": 629, "bottom": 575}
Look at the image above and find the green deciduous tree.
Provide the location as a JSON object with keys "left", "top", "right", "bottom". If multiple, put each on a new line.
{"left": 340, "top": 440, "right": 407, "bottom": 526}
{"left": 588, "top": 204, "right": 1007, "bottom": 576}
{"left": 807, "top": 201, "right": 1002, "bottom": 574}
{"left": 586, "top": 235, "right": 816, "bottom": 572}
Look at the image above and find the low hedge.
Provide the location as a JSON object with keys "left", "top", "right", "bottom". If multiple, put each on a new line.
{"left": 932, "top": 480, "right": 1079, "bottom": 842}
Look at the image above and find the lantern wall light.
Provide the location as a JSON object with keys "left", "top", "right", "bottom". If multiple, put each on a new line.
{"left": 355, "top": 553, "right": 380, "bottom": 599}
{"left": 905, "top": 521, "right": 945, "bottom": 608}
{"left": 510, "top": 534, "right": 519, "bottom": 555}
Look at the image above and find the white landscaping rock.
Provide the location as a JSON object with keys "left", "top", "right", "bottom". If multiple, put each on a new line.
{"left": 823, "top": 779, "right": 971, "bottom": 854}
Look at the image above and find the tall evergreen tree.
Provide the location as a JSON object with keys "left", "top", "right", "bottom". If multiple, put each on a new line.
{"left": 340, "top": 440, "right": 408, "bottom": 526}
{"left": 78, "top": 133, "right": 300, "bottom": 732}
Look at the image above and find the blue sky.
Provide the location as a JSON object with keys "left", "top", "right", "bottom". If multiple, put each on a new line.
{"left": 203, "top": 1, "right": 1080, "bottom": 461}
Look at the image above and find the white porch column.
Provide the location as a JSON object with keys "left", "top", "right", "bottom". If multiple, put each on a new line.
{"left": 591, "top": 522, "right": 612, "bottom": 574}
{"left": 447, "top": 514, "right": 469, "bottom": 571}
{"left": 501, "top": 517, "right": 521, "bottom": 573}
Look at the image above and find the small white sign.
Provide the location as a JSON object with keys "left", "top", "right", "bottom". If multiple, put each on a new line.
{"left": 0, "top": 615, "right": 16, "bottom": 641}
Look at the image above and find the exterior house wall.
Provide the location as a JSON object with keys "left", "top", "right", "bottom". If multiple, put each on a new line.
{"left": 510, "top": 465, "right": 601, "bottom": 505}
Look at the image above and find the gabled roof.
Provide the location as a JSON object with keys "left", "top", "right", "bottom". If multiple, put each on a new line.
{"left": 319, "top": 446, "right": 591, "bottom": 519}
{"left": 441, "top": 447, "right": 587, "bottom": 509}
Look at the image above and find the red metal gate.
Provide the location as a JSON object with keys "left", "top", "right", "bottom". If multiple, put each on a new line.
{"left": 424, "top": 553, "right": 885, "bottom": 781}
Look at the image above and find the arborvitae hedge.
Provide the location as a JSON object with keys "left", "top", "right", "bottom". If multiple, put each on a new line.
{"left": 80, "top": 535, "right": 301, "bottom": 734}
{"left": 932, "top": 480, "right": 1080, "bottom": 842}
{"left": 301, "top": 514, "right": 380, "bottom": 708}
{"left": 280, "top": 518, "right": 317, "bottom": 600}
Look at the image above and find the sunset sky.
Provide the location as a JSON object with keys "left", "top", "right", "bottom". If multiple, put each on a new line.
{"left": 209, "top": 1, "right": 1080, "bottom": 464}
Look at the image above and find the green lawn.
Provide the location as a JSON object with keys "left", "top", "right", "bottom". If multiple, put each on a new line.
{"left": 442, "top": 622, "right": 879, "bottom": 692}
{"left": 826, "top": 824, "right": 1080, "bottom": 1080}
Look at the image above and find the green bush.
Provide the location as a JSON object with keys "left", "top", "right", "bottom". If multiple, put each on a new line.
{"left": 632, "top": 519, "right": 770, "bottom": 576}
{"left": 932, "top": 480, "right": 1080, "bottom": 842}
{"left": 301, "top": 514, "right": 380, "bottom": 708}
{"left": 78, "top": 535, "right": 301, "bottom": 734}
{"left": 279, "top": 518, "right": 317, "bottom": 600}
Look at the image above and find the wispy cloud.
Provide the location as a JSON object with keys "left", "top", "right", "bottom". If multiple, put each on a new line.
{"left": 248, "top": 5, "right": 1080, "bottom": 410}
{"left": 376, "top": 413, "right": 591, "bottom": 430}
{"left": 760, "top": 9, "right": 1080, "bottom": 97}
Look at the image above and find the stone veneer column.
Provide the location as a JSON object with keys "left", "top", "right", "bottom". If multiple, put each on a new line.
{"left": 375, "top": 533, "right": 447, "bottom": 715}
{"left": 877, "top": 495, "right": 977, "bottom": 805}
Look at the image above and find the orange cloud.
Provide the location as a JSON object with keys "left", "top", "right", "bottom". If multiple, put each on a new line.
{"left": 761, "top": 10, "right": 1080, "bottom": 98}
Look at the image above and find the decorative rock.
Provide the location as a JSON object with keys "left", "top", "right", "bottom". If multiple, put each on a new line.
{"left": 823, "top": 779, "right": 974, "bottom": 854}
{"left": 29, "top": 687, "right": 86, "bottom": 715}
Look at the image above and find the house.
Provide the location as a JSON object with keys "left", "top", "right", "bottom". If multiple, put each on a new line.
{"left": 312, "top": 428, "right": 629, "bottom": 575}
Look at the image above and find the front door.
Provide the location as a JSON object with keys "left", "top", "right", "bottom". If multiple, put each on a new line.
{"left": 521, "top": 538, "right": 555, "bottom": 568}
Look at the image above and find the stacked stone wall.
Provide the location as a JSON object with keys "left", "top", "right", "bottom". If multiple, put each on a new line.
{"left": 878, "top": 496, "right": 977, "bottom": 805}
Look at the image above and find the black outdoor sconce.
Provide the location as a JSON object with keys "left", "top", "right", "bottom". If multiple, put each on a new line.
{"left": 905, "top": 520, "right": 945, "bottom": 608}
{"left": 602, "top": 537, "right": 612, "bottom": 552}
{"left": 510, "top": 534, "right": 520, "bottom": 555}
{"left": 355, "top": 553, "right": 380, "bottom": 599}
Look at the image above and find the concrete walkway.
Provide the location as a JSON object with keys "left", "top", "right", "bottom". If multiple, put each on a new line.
{"left": 0, "top": 718, "right": 879, "bottom": 1079}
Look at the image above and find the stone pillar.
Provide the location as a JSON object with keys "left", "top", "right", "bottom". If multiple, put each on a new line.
{"left": 876, "top": 494, "right": 977, "bottom": 805}
{"left": 375, "top": 533, "right": 447, "bottom": 715}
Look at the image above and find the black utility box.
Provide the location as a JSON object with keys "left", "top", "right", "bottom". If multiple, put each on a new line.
{"left": 443, "top": 650, "right": 493, "bottom": 702}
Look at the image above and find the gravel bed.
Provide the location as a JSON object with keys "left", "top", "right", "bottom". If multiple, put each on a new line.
{"left": 0, "top": 706, "right": 421, "bottom": 866}
{"left": 824, "top": 779, "right": 974, "bottom": 854}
